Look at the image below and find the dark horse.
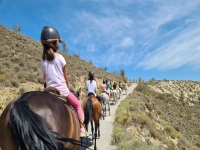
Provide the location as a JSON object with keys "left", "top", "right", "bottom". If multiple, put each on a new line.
{"left": 0, "top": 90, "right": 83, "bottom": 150}
{"left": 83, "top": 93, "right": 102, "bottom": 150}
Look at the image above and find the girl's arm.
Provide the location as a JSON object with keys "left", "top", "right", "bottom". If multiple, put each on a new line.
{"left": 63, "top": 65, "right": 69, "bottom": 87}
{"left": 94, "top": 81, "right": 97, "bottom": 93}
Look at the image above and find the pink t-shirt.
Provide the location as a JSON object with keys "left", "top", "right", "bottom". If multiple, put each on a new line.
{"left": 101, "top": 84, "right": 107, "bottom": 92}
{"left": 41, "top": 53, "right": 69, "bottom": 97}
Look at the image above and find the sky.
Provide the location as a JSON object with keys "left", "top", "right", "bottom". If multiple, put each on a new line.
{"left": 1, "top": 0, "right": 200, "bottom": 81}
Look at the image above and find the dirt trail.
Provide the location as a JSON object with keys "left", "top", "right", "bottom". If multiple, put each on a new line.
{"left": 81, "top": 83, "right": 137, "bottom": 150}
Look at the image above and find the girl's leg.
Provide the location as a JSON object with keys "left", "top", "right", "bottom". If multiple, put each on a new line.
{"left": 66, "top": 92, "right": 84, "bottom": 128}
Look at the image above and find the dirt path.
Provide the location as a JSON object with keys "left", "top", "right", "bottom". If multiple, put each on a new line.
{"left": 81, "top": 83, "right": 137, "bottom": 150}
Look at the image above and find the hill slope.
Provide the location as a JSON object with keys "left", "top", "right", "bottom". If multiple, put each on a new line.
{"left": 0, "top": 24, "right": 123, "bottom": 114}
{"left": 112, "top": 81, "right": 200, "bottom": 149}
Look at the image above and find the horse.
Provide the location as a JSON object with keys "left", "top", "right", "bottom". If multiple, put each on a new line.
{"left": 110, "top": 89, "right": 117, "bottom": 105}
{"left": 100, "top": 92, "right": 110, "bottom": 118}
{"left": 125, "top": 83, "right": 128, "bottom": 95}
{"left": 83, "top": 93, "right": 102, "bottom": 150}
{"left": 117, "top": 87, "right": 122, "bottom": 99}
{"left": 0, "top": 90, "right": 85, "bottom": 150}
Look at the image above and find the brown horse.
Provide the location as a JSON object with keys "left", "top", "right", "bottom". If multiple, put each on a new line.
{"left": 0, "top": 90, "right": 85, "bottom": 150}
{"left": 83, "top": 93, "right": 102, "bottom": 150}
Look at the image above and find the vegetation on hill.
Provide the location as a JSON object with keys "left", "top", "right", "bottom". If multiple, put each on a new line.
{"left": 0, "top": 25, "right": 123, "bottom": 88}
{"left": 0, "top": 24, "right": 126, "bottom": 114}
{"left": 112, "top": 80, "right": 200, "bottom": 150}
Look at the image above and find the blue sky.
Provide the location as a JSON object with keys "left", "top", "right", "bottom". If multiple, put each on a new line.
{"left": 1, "top": 0, "right": 200, "bottom": 81}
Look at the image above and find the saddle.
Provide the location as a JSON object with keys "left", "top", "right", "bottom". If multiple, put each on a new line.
{"left": 44, "top": 87, "right": 76, "bottom": 113}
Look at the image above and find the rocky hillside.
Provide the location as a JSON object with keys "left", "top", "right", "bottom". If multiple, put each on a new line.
{"left": 0, "top": 24, "right": 123, "bottom": 114}
{"left": 112, "top": 81, "right": 200, "bottom": 150}
{"left": 148, "top": 80, "right": 200, "bottom": 105}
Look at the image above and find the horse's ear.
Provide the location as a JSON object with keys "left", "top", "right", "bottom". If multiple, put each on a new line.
{"left": 76, "top": 91, "right": 80, "bottom": 98}
{"left": 44, "top": 82, "right": 47, "bottom": 88}
{"left": 69, "top": 89, "right": 79, "bottom": 100}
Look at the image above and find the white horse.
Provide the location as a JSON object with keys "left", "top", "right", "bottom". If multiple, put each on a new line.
{"left": 100, "top": 92, "right": 110, "bottom": 117}
{"left": 110, "top": 89, "right": 117, "bottom": 105}
{"left": 117, "top": 87, "right": 122, "bottom": 99}
{"left": 125, "top": 84, "right": 128, "bottom": 95}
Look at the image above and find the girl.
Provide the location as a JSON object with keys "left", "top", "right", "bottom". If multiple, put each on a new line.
{"left": 85, "top": 71, "right": 102, "bottom": 104}
{"left": 40, "top": 26, "right": 88, "bottom": 137}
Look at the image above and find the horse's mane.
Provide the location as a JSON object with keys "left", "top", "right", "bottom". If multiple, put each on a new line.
{"left": 9, "top": 92, "right": 60, "bottom": 150}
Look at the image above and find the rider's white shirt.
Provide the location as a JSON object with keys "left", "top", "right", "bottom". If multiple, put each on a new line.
{"left": 86, "top": 80, "right": 97, "bottom": 95}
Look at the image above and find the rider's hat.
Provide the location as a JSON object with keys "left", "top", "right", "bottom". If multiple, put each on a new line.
{"left": 41, "top": 26, "right": 62, "bottom": 43}
{"left": 89, "top": 71, "right": 94, "bottom": 78}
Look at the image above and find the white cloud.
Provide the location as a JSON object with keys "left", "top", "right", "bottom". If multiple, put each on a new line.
{"left": 137, "top": 24, "right": 200, "bottom": 70}
{"left": 86, "top": 43, "right": 98, "bottom": 52}
{"left": 120, "top": 37, "right": 134, "bottom": 48}
{"left": 53, "top": 0, "right": 200, "bottom": 71}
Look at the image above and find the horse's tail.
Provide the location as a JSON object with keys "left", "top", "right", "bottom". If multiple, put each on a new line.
{"left": 9, "top": 99, "right": 61, "bottom": 150}
{"left": 84, "top": 97, "right": 93, "bottom": 126}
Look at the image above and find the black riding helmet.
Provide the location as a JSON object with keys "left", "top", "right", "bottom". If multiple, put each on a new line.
{"left": 89, "top": 71, "right": 94, "bottom": 80}
{"left": 41, "top": 26, "right": 62, "bottom": 43}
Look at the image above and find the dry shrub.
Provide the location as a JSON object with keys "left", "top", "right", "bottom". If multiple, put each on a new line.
{"left": 132, "top": 110, "right": 150, "bottom": 125}
{"left": 10, "top": 79, "right": 20, "bottom": 88}
{"left": 149, "top": 122, "right": 162, "bottom": 140}
{"left": 145, "top": 102, "right": 153, "bottom": 111}
{"left": 111, "top": 125, "right": 125, "bottom": 144}
{"left": 163, "top": 138, "right": 175, "bottom": 150}
{"left": 164, "top": 125, "right": 182, "bottom": 139}
{"left": 115, "top": 101, "right": 132, "bottom": 126}
{"left": 118, "top": 138, "right": 159, "bottom": 150}
{"left": 0, "top": 73, "right": 9, "bottom": 82}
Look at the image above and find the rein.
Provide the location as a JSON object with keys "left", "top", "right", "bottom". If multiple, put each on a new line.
{"left": 52, "top": 132, "right": 88, "bottom": 149}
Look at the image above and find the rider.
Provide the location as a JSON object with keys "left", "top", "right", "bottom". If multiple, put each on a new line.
{"left": 40, "top": 26, "right": 88, "bottom": 137}
{"left": 113, "top": 82, "right": 117, "bottom": 90}
{"left": 105, "top": 79, "right": 110, "bottom": 90}
{"left": 119, "top": 82, "right": 122, "bottom": 89}
{"left": 125, "top": 82, "right": 128, "bottom": 95}
{"left": 101, "top": 79, "right": 110, "bottom": 97}
{"left": 116, "top": 82, "right": 119, "bottom": 89}
{"left": 86, "top": 71, "right": 102, "bottom": 104}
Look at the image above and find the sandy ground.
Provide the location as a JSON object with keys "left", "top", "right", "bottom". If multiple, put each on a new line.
{"left": 80, "top": 83, "right": 137, "bottom": 150}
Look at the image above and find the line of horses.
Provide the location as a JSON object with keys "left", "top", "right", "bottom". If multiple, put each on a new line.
{"left": 0, "top": 86, "right": 124, "bottom": 150}
{"left": 100, "top": 87, "right": 123, "bottom": 118}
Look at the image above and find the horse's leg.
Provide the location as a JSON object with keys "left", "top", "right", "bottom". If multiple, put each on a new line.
{"left": 98, "top": 120, "right": 100, "bottom": 138}
{"left": 94, "top": 121, "right": 99, "bottom": 150}
{"left": 104, "top": 102, "right": 107, "bottom": 117}
{"left": 114, "top": 92, "right": 116, "bottom": 105}
{"left": 108, "top": 102, "right": 110, "bottom": 116}
{"left": 103, "top": 99, "right": 106, "bottom": 118}
{"left": 103, "top": 104, "right": 105, "bottom": 119}
{"left": 91, "top": 121, "right": 94, "bottom": 145}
